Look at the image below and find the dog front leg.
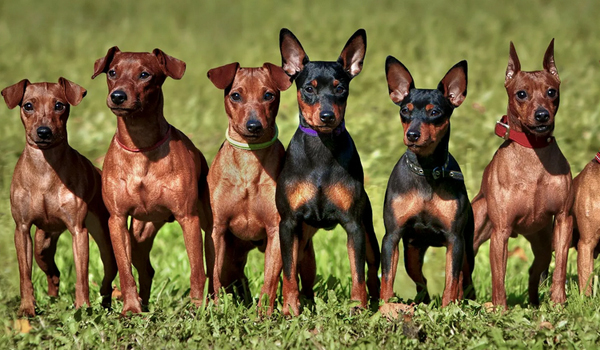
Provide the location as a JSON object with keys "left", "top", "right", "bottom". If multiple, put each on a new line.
{"left": 551, "top": 210, "right": 573, "bottom": 304}
{"left": 109, "top": 215, "right": 141, "bottom": 314}
{"left": 279, "top": 216, "right": 301, "bottom": 316}
{"left": 15, "top": 223, "right": 35, "bottom": 316}
{"left": 490, "top": 227, "right": 510, "bottom": 308}
{"left": 259, "top": 225, "right": 283, "bottom": 315}
{"left": 179, "top": 215, "right": 206, "bottom": 305}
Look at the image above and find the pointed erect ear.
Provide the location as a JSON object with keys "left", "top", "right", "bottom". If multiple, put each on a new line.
{"left": 58, "top": 77, "right": 87, "bottom": 106}
{"left": 207, "top": 62, "right": 240, "bottom": 90}
{"left": 280, "top": 28, "right": 309, "bottom": 78}
{"left": 153, "top": 49, "right": 186, "bottom": 80}
{"left": 263, "top": 63, "right": 293, "bottom": 91}
{"left": 338, "top": 29, "right": 367, "bottom": 78}
{"left": 385, "top": 56, "right": 414, "bottom": 105}
{"left": 438, "top": 60, "right": 468, "bottom": 108}
{"left": 543, "top": 38, "right": 559, "bottom": 78}
{"left": 505, "top": 41, "right": 521, "bottom": 86}
{"left": 92, "top": 46, "right": 120, "bottom": 79}
{"left": 1, "top": 79, "right": 30, "bottom": 109}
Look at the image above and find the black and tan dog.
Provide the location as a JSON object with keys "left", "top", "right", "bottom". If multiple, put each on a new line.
{"left": 380, "top": 57, "right": 475, "bottom": 307}
{"left": 471, "top": 40, "right": 572, "bottom": 308}
{"left": 276, "top": 28, "right": 380, "bottom": 316}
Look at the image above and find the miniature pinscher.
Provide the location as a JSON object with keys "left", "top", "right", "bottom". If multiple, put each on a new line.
{"left": 380, "top": 57, "right": 475, "bottom": 307}
{"left": 572, "top": 152, "right": 600, "bottom": 295}
{"left": 276, "top": 28, "right": 380, "bottom": 316}
{"left": 2, "top": 78, "right": 117, "bottom": 316}
{"left": 206, "top": 62, "right": 292, "bottom": 314}
{"left": 471, "top": 40, "right": 573, "bottom": 308}
{"left": 92, "top": 47, "right": 212, "bottom": 314}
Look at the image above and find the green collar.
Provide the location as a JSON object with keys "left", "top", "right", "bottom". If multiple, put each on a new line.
{"left": 225, "top": 125, "right": 279, "bottom": 151}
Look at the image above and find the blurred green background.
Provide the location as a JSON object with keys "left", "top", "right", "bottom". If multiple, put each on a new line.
{"left": 1, "top": 0, "right": 600, "bottom": 307}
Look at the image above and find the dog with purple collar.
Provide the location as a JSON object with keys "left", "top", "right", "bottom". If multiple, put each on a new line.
{"left": 275, "top": 28, "right": 380, "bottom": 316}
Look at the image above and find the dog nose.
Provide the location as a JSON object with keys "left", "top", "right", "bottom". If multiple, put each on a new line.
{"left": 246, "top": 120, "right": 263, "bottom": 134}
{"left": 110, "top": 90, "right": 127, "bottom": 105}
{"left": 406, "top": 130, "right": 421, "bottom": 142}
{"left": 320, "top": 111, "right": 336, "bottom": 124}
{"left": 37, "top": 126, "right": 53, "bottom": 140}
{"left": 535, "top": 109, "right": 550, "bottom": 123}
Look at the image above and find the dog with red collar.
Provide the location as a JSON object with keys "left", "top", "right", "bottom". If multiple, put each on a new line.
{"left": 471, "top": 40, "right": 573, "bottom": 308}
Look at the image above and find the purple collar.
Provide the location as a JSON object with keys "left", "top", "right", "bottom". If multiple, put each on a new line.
{"left": 299, "top": 121, "right": 346, "bottom": 136}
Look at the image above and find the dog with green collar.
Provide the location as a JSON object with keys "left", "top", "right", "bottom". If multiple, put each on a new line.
{"left": 206, "top": 62, "right": 292, "bottom": 315}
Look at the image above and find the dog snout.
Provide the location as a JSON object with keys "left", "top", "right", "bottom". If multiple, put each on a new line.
{"left": 36, "top": 126, "right": 53, "bottom": 140}
{"left": 246, "top": 119, "right": 263, "bottom": 134}
{"left": 110, "top": 90, "right": 128, "bottom": 105}
{"left": 319, "top": 110, "right": 336, "bottom": 124}
{"left": 406, "top": 130, "right": 421, "bottom": 142}
{"left": 534, "top": 108, "right": 550, "bottom": 123}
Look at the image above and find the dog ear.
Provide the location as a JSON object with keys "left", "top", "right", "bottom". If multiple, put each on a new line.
{"left": 543, "top": 39, "right": 559, "bottom": 78}
{"left": 280, "top": 28, "right": 309, "bottom": 78}
{"left": 153, "top": 49, "right": 186, "bottom": 80}
{"left": 59, "top": 77, "right": 87, "bottom": 106}
{"left": 338, "top": 29, "right": 367, "bottom": 78}
{"left": 263, "top": 63, "right": 293, "bottom": 91}
{"left": 385, "top": 56, "right": 414, "bottom": 105}
{"left": 438, "top": 60, "right": 468, "bottom": 108}
{"left": 505, "top": 41, "right": 521, "bottom": 86}
{"left": 92, "top": 46, "right": 120, "bottom": 79}
{"left": 207, "top": 62, "right": 240, "bottom": 90}
{"left": 1, "top": 79, "right": 30, "bottom": 109}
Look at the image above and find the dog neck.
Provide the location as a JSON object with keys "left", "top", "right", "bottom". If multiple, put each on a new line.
{"left": 114, "top": 110, "right": 171, "bottom": 152}
{"left": 225, "top": 124, "right": 279, "bottom": 151}
{"left": 495, "top": 115, "right": 554, "bottom": 148}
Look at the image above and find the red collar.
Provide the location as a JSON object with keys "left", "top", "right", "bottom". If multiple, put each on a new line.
{"left": 595, "top": 152, "right": 600, "bottom": 163}
{"left": 495, "top": 115, "right": 554, "bottom": 149}
{"left": 115, "top": 125, "right": 172, "bottom": 153}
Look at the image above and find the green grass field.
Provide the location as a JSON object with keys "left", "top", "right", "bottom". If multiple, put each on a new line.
{"left": 2, "top": 0, "right": 600, "bottom": 348}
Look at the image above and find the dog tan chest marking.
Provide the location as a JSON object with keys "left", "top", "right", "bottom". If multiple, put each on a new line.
{"left": 324, "top": 183, "right": 354, "bottom": 212}
{"left": 286, "top": 181, "right": 318, "bottom": 211}
{"left": 391, "top": 189, "right": 458, "bottom": 231}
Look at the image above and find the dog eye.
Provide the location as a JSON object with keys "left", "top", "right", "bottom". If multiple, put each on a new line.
{"left": 430, "top": 109, "right": 442, "bottom": 117}
{"left": 335, "top": 85, "right": 345, "bottom": 94}
{"left": 23, "top": 102, "right": 34, "bottom": 111}
{"left": 516, "top": 90, "right": 528, "bottom": 100}
{"left": 140, "top": 72, "right": 150, "bottom": 79}
{"left": 108, "top": 70, "right": 117, "bottom": 78}
{"left": 400, "top": 107, "right": 410, "bottom": 116}
{"left": 304, "top": 86, "right": 315, "bottom": 94}
{"left": 54, "top": 102, "right": 65, "bottom": 111}
{"left": 547, "top": 88, "right": 557, "bottom": 98}
{"left": 230, "top": 92, "right": 242, "bottom": 102}
{"left": 264, "top": 92, "right": 274, "bottom": 101}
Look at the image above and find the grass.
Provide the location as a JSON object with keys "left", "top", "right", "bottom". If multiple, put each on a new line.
{"left": 2, "top": 0, "right": 600, "bottom": 348}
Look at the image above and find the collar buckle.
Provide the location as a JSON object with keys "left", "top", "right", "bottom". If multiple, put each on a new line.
{"left": 496, "top": 119, "right": 510, "bottom": 140}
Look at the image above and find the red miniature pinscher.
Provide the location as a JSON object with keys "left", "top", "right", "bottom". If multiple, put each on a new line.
{"left": 471, "top": 40, "right": 573, "bottom": 308}
{"left": 572, "top": 152, "right": 600, "bottom": 295}
{"left": 2, "top": 78, "right": 117, "bottom": 316}
{"left": 380, "top": 57, "right": 475, "bottom": 308}
{"left": 206, "top": 62, "right": 292, "bottom": 314}
{"left": 92, "top": 47, "right": 212, "bottom": 314}
{"left": 276, "top": 28, "right": 380, "bottom": 316}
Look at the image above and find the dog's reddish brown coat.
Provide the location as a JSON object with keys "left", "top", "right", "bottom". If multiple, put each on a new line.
{"left": 92, "top": 47, "right": 212, "bottom": 314}
{"left": 205, "top": 63, "right": 291, "bottom": 314}
{"left": 572, "top": 161, "right": 600, "bottom": 295}
{"left": 2, "top": 79, "right": 117, "bottom": 316}
{"left": 471, "top": 40, "right": 572, "bottom": 308}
